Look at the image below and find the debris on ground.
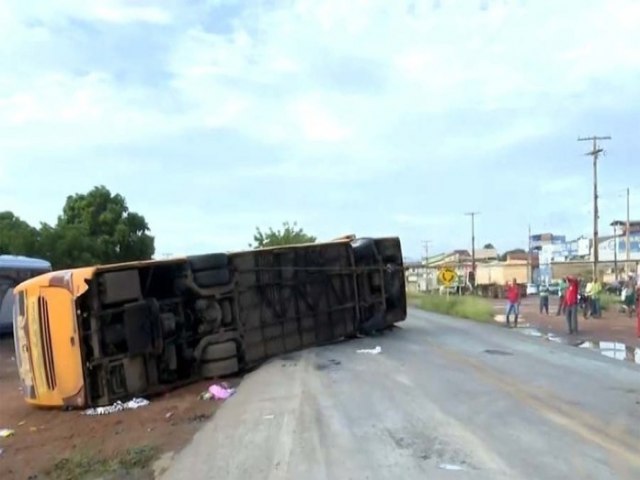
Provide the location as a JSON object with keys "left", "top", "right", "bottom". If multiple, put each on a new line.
{"left": 208, "top": 383, "right": 236, "bottom": 400}
{"left": 0, "top": 428, "right": 15, "bottom": 438}
{"left": 82, "top": 397, "right": 150, "bottom": 416}
{"left": 356, "top": 346, "right": 382, "bottom": 355}
{"left": 199, "top": 383, "right": 237, "bottom": 401}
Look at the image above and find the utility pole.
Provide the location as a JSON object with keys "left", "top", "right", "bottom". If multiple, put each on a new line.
{"left": 422, "top": 240, "right": 432, "bottom": 292}
{"left": 626, "top": 187, "right": 631, "bottom": 275}
{"left": 527, "top": 224, "right": 532, "bottom": 283}
{"left": 613, "top": 224, "right": 618, "bottom": 282}
{"left": 578, "top": 135, "right": 611, "bottom": 280}
{"left": 465, "top": 212, "right": 480, "bottom": 285}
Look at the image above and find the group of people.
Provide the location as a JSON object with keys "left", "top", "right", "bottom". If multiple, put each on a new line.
{"left": 554, "top": 276, "right": 602, "bottom": 319}
{"left": 504, "top": 275, "right": 639, "bottom": 335}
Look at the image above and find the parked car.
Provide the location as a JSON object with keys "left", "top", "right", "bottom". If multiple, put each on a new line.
{"left": 604, "top": 281, "right": 624, "bottom": 296}
{"left": 526, "top": 283, "right": 539, "bottom": 295}
{"left": 548, "top": 282, "right": 560, "bottom": 296}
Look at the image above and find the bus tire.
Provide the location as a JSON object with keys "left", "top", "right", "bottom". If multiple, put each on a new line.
{"left": 201, "top": 341, "right": 237, "bottom": 362}
{"left": 189, "top": 253, "right": 229, "bottom": 272}
{"left": 193, "top": 269, "right": 231, "bottom": 287}
{"left": 351, "top": 238, "right": 376, "bottom": 262}
{"left": 201, "top": 357, "right": 239, "bottom": 378}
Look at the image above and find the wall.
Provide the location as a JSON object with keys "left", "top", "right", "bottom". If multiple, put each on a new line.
{"left": 476, "top": 261, "right": 529, "bottom": 285}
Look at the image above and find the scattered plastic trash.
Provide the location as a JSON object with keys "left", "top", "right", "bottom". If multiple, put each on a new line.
{"left": 263, "top": 414, "right": 275, "bottom": 419}
{"left": 165, "top": 412, "right": 174, "bottom": 419}
{"left": 438, "top": 463, "right": 465, "bottom": 471}
{"left": 356, "top": 346, "right": 382, "bottom": 355}
{"left": 209, "top": 383, "right": 236, "bottom": 400}
{"left": 82, "top": 397, "right": 150, "bottom": 416}
{"left": 0, "top": 448, "right": 3, "bottom": 456}
{"left": 0, "top": 428, "right": 15, "bottom": 438}
{"left": 29, "top": 427, "right": 38, "bottom": 432}
{"left": 199, "top": 391, "right": 213, "bottom": 401}
{"left": 17, "top": 420, "right": 26, "bottom": 426}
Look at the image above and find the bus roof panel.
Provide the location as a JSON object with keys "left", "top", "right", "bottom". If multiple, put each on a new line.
{"left": 0, "top": 255, "right": 52, "bottom": 270}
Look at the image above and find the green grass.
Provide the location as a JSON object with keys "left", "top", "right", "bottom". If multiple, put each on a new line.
{"left": 599, "top": 293, "right": 622, "bottom": 312}
{"left": 49, "top": 445, "right": 158, "bottom": 480}
{"left": 407, "top": 291, "right": 494, "bottom": 322}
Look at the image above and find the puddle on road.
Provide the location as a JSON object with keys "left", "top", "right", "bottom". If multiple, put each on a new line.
{"left": 576, "top": 341, "right": 640, "bottom": 365}
{"left": 493, "top": 316, "right": 638, "bottom": 364}
{"left": 519, "top": 327, "right": 543, "bottom": 337}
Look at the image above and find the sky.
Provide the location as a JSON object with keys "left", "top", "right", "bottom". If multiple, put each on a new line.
{"left": 0, "top": 0, "right": 639, "bottom": 261}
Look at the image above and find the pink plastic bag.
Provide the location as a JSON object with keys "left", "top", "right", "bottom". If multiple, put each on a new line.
{"left": 208, "top": 383, "right": 236, "bottom": 400}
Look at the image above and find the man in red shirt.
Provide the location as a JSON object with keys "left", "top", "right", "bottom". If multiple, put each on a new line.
{"left": 505, "top": 278, "right": 520, "bottom": 327}
{"left": 564, "top": 276, "right": 580, "bottom": 334}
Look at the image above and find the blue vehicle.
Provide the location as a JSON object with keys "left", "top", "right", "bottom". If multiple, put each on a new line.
{"left": 0, "top": 255, "right": 52, "bottom": 334}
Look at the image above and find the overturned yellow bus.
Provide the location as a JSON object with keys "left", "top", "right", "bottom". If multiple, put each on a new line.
{"left": 13, "top": 236, "right": 406, "bottom": 408}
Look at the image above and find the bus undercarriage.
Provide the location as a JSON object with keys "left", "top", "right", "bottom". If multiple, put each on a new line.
{"left": 73, "top": 237, "right": 405, "bottom": 407}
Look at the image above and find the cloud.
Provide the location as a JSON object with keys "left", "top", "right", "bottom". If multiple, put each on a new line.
{"left": 1, "top": 0, "right": 639, "bottom": 259}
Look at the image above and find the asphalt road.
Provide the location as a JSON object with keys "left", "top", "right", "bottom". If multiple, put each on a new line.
{"left": 162, "top": 308, "right": 640, "bottom": 480}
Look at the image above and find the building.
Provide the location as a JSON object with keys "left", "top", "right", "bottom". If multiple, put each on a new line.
{"left": 610, "top": 220, "right": 640, "bottom": 236}
{"left": 593, "top": 233, "right": 640, "bottom": 262}
{"left": 529, "top": 233, "right": 566, "bottom": 251}
{"left": 404, "top": 261, "right": 426, "bottom": 292}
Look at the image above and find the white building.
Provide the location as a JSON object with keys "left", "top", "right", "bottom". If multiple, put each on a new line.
{"left": 594, "top": 234, "right": 640, "bottom": 262}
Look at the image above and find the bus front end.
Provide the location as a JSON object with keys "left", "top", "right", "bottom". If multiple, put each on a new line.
{"left": 13, "top": 269, "right": 93, "bottom": 408}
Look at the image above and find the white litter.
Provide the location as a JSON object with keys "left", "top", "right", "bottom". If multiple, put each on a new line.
{"left": 263, "top": 414, "right": 275, "bottom": 419}
{"left": 356, "top": 346, "right": 382, "bottom": 355}
{"left": 438, "top": 463, "right": 465, "bottom": 471}
{"left": 82, "top": 397, "right": 150, "bottom": 416}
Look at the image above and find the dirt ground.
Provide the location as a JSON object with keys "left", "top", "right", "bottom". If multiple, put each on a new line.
{"left": 0, "top": 337, "right": 240, "bottom": 479}
{"left": 493, "top": 295, "right": 640, "bottom": 348}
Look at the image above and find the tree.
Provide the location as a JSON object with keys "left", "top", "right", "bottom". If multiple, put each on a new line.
{"left": 0, "top": 212, "right": 40, "bottom": 257}
{"left": 54, "top": 186, "right": 155, "bottom": 267}
{"left": 37, "top": 223, "right": 101, "bottom": 268}
{"left": 251, "top": 221, "right": 316, "bottom": 248}
{"left": 0, "top": 186, "right": 154, "bottom": 269}
{"left": 482, "top": 243, "right": 496, "bottom": 249}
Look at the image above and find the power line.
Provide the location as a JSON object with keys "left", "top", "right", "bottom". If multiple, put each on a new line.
{"left": 578, "top": 135, "right": 611, "bottom": 279}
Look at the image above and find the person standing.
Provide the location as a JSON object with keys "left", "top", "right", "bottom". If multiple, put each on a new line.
{"left": 556, "top": 277, "right": 567, "bottom": 316}
{"left": 623, "top": 278, "right": 636, "bottom": 318}
{"left": 539, "top": 283, "right": 550, "bottom": 314}
{"left": 565, "top": 276, "right": 580, "bottom": 334}
{"left": 505, "top": 278, "right": 521, "bottom": 327}
{"left": 590, "top": 277, "right": 602, "bottom": 318}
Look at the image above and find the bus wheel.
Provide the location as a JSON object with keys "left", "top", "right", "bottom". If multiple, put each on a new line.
{"left": 201, "top": 357, "right": 239, "bottom": 378}
{"left": 201, "top": 341, "right": 237, "bottom": 362}
{"left": 193, "top": 269, "right": 231, "bottom": 287}
{"left": 189, "top": 253, "right": 229, "bottom": 271}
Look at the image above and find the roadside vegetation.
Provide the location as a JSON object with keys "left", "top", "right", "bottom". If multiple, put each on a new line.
{"left": 49, "top": 445, "right": 158, "bottom": 480}
{"left": 599, "top": 293, "right": 621, "bottom": 312}
{"left": 407, "top": 291, "right": 494, "bottom": 322}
